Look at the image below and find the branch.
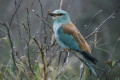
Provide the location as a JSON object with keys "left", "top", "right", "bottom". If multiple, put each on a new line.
{"left": 24, "top": 8, "right": 35, "bottom": 76}
{"left": 97, "top": 65, "right": 107, "bottom": 80}
{"left": 85, "top": 6, "right": 120, "bottom": 39}
{"left": 32, "top": 10, "right": 53, "bottom": 32}
{"left": 14, "top": 0, "right": 22, "bottom": 40}
{"left": 67, "top": 0, "right": 73, "bottom": 11}
{"left": 92, "top": 65, "right": 108, "bottom": 80}
{"left": 0, "top": 21, "right": 18, "bottom": 71}
{"left": 9, "top": 0, "right": 22, "bottom": 26}
{"left": 79, "top": 63, "right": 84, "bottom": 80}
{"left": 60, "top": 0, "right": 63, "bottom": 10}
{"left": 38, "top": 0, "right": 47, "bottom": 44}
{"left": 108, "top": 59, "right": 120, "bottom": 80}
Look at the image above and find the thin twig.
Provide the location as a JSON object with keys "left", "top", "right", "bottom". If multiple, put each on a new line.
{"left": 92, "top": 65, "right": 108, "bottom": 80}
{"left": 58, "top": 50, "right": 63, "bottom": 67}
{"left": 9, "top": 0, "right": 22, "bottom": 26}
{"left": 85, "top": 6, "right": 120, "bottom": 39}
{"left": 59, "top": 51, "right": 70, "bottom": 72}
{"left": 23, "top": 6, "right": 50, "bottom": 79}
{"left": 98, "top": 65, "right": 107, "bottom": 80}
{"left": 79, "top": 63, "right": 84, "bottom": 80}
{"left": 0, "top": 29, "right": 6, "bottom": 34}
{"left": 25, "top": 8, "right": 35, "bottom": 76}
{"left": 60, "top": 0, "right": 63, "bottom": 10}
{"left": 38, "top": 0, "right": 47, "bottom": 44}
{"left": 67, "top": 0, "right": 73, "bottom": 11}
{"left": 14, "top": 0, "right": 22, "bottom": 40}
{"left": 88, "top": 10, "right": 103, "bottom": 28}
{"left": 69, "top": 74, "right": 75, "bottom": 80}
{"left": 91, "top": 28, "right": 98, "bottom": 52}
{"left": 62, "top": 52, "right": 69, "bottom": 67}
{"left": 29, "top": 0, "right": 35, "bottom": 11}
{"left": 0, "top": 21, "right": 18, "bottom": 71}
{"left": 85, "top": 10, "right": 103, "bottom": 36}
{"left": 108, "top": 59, "right": 120, "bottom": 80}
{"left": 32, "top": 10, "right": 53, "bottom": 32}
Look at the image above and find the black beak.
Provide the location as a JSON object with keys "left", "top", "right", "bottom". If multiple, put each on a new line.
{"left": 48, "top": 12, "right": 64, "bottom": 17}
{"left": 48, "top": 12, "right": 56, "bottom": 17}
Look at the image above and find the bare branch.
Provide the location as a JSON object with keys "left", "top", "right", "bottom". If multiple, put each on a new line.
{"left": 67, "top": 0, "right": 73, "bottom": 11}
{"left": 85, "top": 6, "right": 120, "bottom": 39}
{"left": 14, "top": 0, "right": 22, "bottom": 40}
{"left": 38, "top": 0, "right": 48, "bottom": 44}
{"left": 9, "top": 0, "right": 23, "bottom": 26}
{"left": 32, "top": 10, "right": 53, "bottom": 32}
{"left": 60, "top": 0, "right": 63, "bottom": 10}
{"left": 0, "top": 21, "right": 18, "bottom": 71}
{"left": 23, "top": 8, "right": 35, "bottom": 76}
{"left": 79, "top": 63, "right": 84, "bottom": 80}
{"left": 108, "top": 59, "right": 120, "bottom": 80}
{"left": 87, "top": 10, "right": 103, "bottom": 28}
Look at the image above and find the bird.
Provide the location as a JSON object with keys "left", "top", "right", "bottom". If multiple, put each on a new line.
{"left": 48, "top": 10, "right": 98, "bottom": 76}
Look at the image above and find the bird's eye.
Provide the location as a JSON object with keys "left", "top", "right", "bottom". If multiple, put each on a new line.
{"left": 57, "top": 13, "right": 64, "bottom": 16}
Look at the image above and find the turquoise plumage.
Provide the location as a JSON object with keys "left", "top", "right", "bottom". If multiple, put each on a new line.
{"left": 57, "top": 27, "right": 80, "bottom": 50}
{"left": 57, "top": 26, "right": 97, "bottom": 75}
{"left": 48, "top": 9, "right": 97, "bottom": 76}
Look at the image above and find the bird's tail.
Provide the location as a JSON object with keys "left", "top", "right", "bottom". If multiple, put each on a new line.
{"left": 75, "top": 50, "right": 98, "bottom": 75}
{"left": 80, "top": 51, "right": 98, "bottom": 64}
{"left": 82, "top": 55, "right": 97, "bottom": 76}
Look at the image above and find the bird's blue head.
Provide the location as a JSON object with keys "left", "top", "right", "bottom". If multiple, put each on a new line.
{"left": 48, "top": 10, "right": 71, "bottom": 24}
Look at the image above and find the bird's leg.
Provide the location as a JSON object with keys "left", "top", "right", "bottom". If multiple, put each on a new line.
{"left": 64, "top": 49, "right": 70, "bottom": 63}
{"left": 60, "top": 48, "right": 70, "bottom": 72}
{"left": 63, "top": 48, "right": 70, "bottom": 65}
{"left": 64, "top": 48, "right": 70, "bottom": 64}
{"left": 64, "top": 48, "right": 70, "bottom": 52}
{"left": 79, "top": 63, "right": 84, "bottom": 80}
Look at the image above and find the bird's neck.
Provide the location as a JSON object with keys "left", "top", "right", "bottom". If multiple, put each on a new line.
{"left": 53, "top": 20, "right": 71, "bottom": 34}
{"left": 54, "top": 17, "right": 71, "bottom": 24}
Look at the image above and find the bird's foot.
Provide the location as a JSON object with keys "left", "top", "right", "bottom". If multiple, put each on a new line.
{"left": 64, "top": 48, "right": 70, "bottom": 52}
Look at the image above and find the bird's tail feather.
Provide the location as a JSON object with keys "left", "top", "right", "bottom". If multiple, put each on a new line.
{"left": 82, "top": 56, "right": 97, "bottom": 76}
{"left": 74, "top": 51, "right": 97, "bottom": 75}
{"left": 80, "top": 51, "right": 98, "bottom": 64}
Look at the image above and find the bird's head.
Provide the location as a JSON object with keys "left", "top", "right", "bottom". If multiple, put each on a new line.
{"left": 48, "top": 10, "right": 71, "bottom": 24}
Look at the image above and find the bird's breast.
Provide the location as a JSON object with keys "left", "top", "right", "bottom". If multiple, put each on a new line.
{"left": 53, "top": 25, "right": 69, "bottom": 48}
{"left": 53, "top": 23, "right": 61, "bottom": 34}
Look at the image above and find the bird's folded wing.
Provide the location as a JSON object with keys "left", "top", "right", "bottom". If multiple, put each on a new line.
{"left": 62, "top": 22, "right": 91, "bottom": 53}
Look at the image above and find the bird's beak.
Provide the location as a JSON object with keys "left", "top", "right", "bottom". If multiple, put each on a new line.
{"left": 48, "top": 12, "right": 56, "bottom": 17}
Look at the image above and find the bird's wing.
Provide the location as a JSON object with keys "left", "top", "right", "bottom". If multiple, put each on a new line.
{"left": 57, "top": 27, "right": 80, "bottom": 51}
{"left": 62, "top": 22, "right": 91, "bottom": 53}
{"left": 58, "top": 23, "right": 97, "bottom": 75}
{"left": 57, "top": 22, "right": 97, "bottom": 64}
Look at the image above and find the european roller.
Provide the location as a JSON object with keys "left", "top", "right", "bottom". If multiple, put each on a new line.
{"left": 48, "top": 10, "right": 98, "bottom": 76}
